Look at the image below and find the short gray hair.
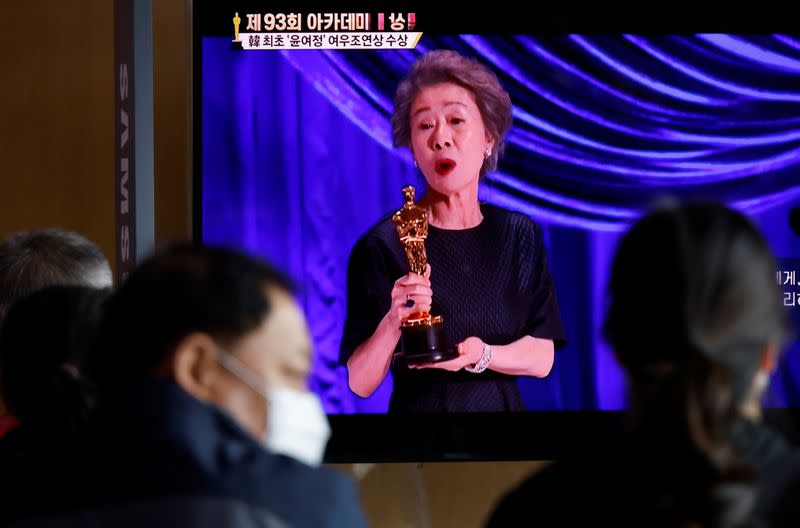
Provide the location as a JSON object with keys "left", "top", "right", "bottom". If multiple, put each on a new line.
{"left": 391, "top": 49, "right": 513, "bottom": 178}
{"left": 0, "top": 229, "right": 112, "bottom": 324}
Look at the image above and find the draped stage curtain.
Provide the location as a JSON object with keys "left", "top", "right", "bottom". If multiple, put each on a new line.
{"left": 201, "top": 35, "right": 800, "bottom": 413}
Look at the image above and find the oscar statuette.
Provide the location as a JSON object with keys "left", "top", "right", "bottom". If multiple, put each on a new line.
{"left": 391, "top": 186, "right": 459, "bottom": 366}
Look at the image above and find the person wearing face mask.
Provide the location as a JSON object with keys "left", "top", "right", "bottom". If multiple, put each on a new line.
{"left": 0, "top": 243, "right": 367, "bottom": 528}
{"left": 342, "top": 49, "right": 567, "bottom": 413}
{"left": 486, "top": 202, "right": 800, "bottom": 527}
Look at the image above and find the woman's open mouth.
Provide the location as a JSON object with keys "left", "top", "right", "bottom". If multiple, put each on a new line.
{"left": 435, "top": 158, "right": 457, "bottom": 176}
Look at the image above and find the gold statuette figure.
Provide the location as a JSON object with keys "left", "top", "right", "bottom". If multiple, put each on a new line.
{"left": 391, "top": 186, "right": 456, "bottom": 365}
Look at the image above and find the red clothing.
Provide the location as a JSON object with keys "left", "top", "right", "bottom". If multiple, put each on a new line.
{"left": 0, "top": 414, "right": 19, "bottom": 439}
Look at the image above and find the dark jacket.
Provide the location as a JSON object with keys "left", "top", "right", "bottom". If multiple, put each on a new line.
{"left": 0, "top": 378, "right": 368, "bottom": 528}
{"left": 486, "top": 419, "right": 800, "bottom": 528}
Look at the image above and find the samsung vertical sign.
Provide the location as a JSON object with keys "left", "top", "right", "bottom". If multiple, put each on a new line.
{"left": 115, "top": 0, "right": 136, "bottom": 282}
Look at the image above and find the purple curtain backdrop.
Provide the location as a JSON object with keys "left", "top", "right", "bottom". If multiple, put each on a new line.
{"left": 201, "top": 35, "right": 800, "bottom": 413}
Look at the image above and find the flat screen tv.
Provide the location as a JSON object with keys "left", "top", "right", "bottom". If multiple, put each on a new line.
{"left": 191, "top": 1, "right": 800, "bottom": 461}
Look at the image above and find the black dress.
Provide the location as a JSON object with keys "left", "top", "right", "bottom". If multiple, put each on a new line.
{"left": 340, "top": 203, "right": 567, "bottom": 413}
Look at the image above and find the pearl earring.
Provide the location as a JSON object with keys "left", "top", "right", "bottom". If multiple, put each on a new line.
{"left": 413, "top": 158, "right": 418, "bottom": 168}
{"left": 485, "top": 147, "right": 491, "bottom": 159}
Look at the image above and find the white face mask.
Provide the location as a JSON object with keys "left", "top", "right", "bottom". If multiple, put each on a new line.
{"left": 264, "top": 387, "right": 332, "bottom": 467}
{"left": 215, "top": 349, "right": 331, "bottom": 467}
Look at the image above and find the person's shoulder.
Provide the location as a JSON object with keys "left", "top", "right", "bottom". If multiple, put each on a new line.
{"left": 487, "top": 462, "right": 569, "bottom": 527}
{"left": 281, "top": 459, "right": 352, "bottom": 486}
{"left": 482, "top": 204, "right": 546, "bottom": 253}
{"left": 271, "top": 460, "right": 367, "bottom": 527}
{"left": 505, "top": 461, "right": 570, "bottom": 498}
{"left": 488, "top": 458, "right": 620, "bottom": 527}
{"left": 361, "top": 214, "right": 398, "bottom": 244}
{"left": 252, "top": 453, "right": 355, "bottom": 497}
{"left": 349, "top": 214, "right": 399, "bottom": 259}
{"left": 482, "top": 203, "right": 543, "bottom": 234}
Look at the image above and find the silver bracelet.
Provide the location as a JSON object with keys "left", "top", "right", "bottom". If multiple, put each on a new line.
{"left": 464, "top": 344, "right": 492, "bottom": 373}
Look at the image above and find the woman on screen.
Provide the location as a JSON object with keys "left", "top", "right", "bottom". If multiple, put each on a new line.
{"left": 487, "top": 202, "right": 799, "bottom": 527}
{"left": 340, "top": 49, "right": 566, "bottom": 413}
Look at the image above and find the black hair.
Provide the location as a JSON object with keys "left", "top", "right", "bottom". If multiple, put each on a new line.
{"left": 88, "top": 242, "right": 295, "bottom": 392}
{"left": 603, "top": 201, "right": 788, "bottom": 524}
{"left": 0, "top": 285, "right": 108, "bottom": 437}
